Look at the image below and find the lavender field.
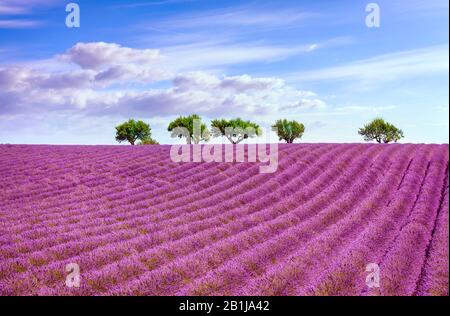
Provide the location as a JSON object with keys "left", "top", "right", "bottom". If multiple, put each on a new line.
{"left": 0, "top": 143, "right": 448, "bottom": 296}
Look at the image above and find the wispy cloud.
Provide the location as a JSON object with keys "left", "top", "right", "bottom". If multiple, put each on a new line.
{"left": 390, "top": 0, "right": 449, "bottom": 14}
{"left": 286, "top": 45, "right": 449, "bottom": 84}
{"left": 294, "top": 105, "right": 397, "bottom": 117}
{"left": 137, "top": 3, "right": 320, "bottom": 41}
{"left": 0, "top": 0, "right": 61, "bottom": 28}
{"left": 0, "top": 0, "right": 62, "bottom": 14}
{"left": 0, "top": 4, "right": 27, "bottom": 15}
{"left": 335, "top": 105, "right": 397, "bottom": 114}
{"left": 111, "top": 0, "right": 197, "bottom": 9}
{"left": 0, "top": 19, "right": 42, "bottom": 28}
{"left": 161, "top": 41, "right": 322, "bottom": 72}
{"left": 131, "top": 3, "right": 344, "bottom": 73}
{"left": 154, "top": 6, "right": 313, "bottom": 29}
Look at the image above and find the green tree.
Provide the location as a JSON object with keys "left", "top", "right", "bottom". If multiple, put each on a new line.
{"left": 358, "top": 118, "right": 404, "bottom": 143}
{"left": 272, "top": 119, "right": 305, "bottom": 143}
{"left": 138, "top": 137, "right": 159, "bottom": 145}
{"left": 167, "top": 114, "right": 210, "bottom": 144}
{"left": 211, "top": 118, "right": 262, "bottom": 144}
{"left": 115, "top": 119, "right": 152, "bottom": 145}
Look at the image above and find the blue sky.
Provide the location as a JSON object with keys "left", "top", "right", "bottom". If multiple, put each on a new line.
{"left": 0, "top": 0, "right": 448, "bottom": 144}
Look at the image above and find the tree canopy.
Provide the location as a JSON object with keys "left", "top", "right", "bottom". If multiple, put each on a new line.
{"left": 115, "top": 119, "right": 152, "bottom": 145}
{"left": 167, "top": 114, "right": 210, "bottom": 144}
{"left": 358, "top": 118, "right": 404, "bottom": 143}
{"left": 138, "top": 138, "right": 159, "bottom": 145}
{"left": 272, "top": 119, "right": 305, "bottom": 143}
{"left": 211, "top": 118, "right": 262, "bottom": 144}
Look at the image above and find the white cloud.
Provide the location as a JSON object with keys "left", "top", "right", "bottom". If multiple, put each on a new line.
{"left": 85, "top": 73, "right": 325, "bottom": 117}
{"left": 173, "top": 72, "right": 284, "bottom": 93}
{"left": 280, "top": 98, "right": 327, "bottom": 111}
{"left": 0, "top": 42, "right": 326, "bottom": 119}
{"left": 29, "top": 69, "right": 96, "bottom": 90}
{"left": 219, "top": 75, "right": 284, "bottom": 92}
{"left": 57, "top": 42, "right": 172, "bottom": 84}
{"left": 60, "top": 42, "right": 164, "bottom": 69}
